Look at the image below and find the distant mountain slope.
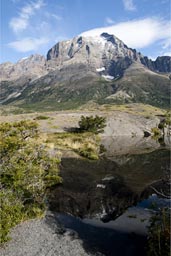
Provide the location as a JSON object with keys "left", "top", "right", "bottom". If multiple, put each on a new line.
{"left": 104, "top": 62, "right": 170, "bottom": 107}
{"left": 0, "top": 33, "right": 170, "bottom": 110}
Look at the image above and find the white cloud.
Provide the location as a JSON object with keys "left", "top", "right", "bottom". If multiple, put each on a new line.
{"left": 9, "top": 0, "right": 45, "bottom": 33}
{"left": 8, "top": 37, "right": 49, "bottom": 52}
{"left": 10, "top": 17, "right": 28, "bottom": 33}
{"left": 45, "top": 12, "right": 62, "bottom": 21}
{"left": 123, "top": 0, "right": 136, "bottom": 11}
{"left": 51, "top": 14, "right": 62, "bottom": 21}
{"left": 162, "top": 51, "right": 171, "bottom": 56}
{"left": 105, "top": 17, "right": 115, "bottom": 25}
{"left": 80, "top": 18, "right": 171, "bottom": 50}
{"left": 54, "top": 36, "right": 68, "bottom": 43}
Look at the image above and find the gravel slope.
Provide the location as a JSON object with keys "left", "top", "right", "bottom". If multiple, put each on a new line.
{"left": 0, "top": 212, "right": 94, "bottom": 256}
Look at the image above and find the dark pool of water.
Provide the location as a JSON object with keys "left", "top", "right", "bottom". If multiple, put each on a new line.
{"left": 48, "top": 140, "right": 170, "bottom": 256}
{"left": 54, "top": 195, "right": 170, "bottom": 256}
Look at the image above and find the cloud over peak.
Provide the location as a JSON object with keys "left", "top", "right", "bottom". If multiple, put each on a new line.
{"left": 123, "top": 0, "right": 136, "bottom": 11}
{"left": 81, "top": 18, "right": 171, "bottom": 50}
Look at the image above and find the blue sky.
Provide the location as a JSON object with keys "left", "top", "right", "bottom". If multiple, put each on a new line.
{"left": 1, "top": 0, "right": 171, "bottom": 63}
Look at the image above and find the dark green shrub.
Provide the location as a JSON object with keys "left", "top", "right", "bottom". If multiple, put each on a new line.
{"left": 158, "top": 122, "right": 165, "bottom": 130}
{"left": 0, "top": 190, "right": 24, "bottom": 243}
{"left": 151, "top": 127, "right": 161, "bottom": 136}
{"left": 78, "top": 115, "right": 106, "bottom": 134}
{"left": 78, "top": 147, "right": 99, "bottom": 160}
{"left": 0, "top": 121, "right": 62, "bottom": 243}
{"left": 34, "top": 115, "right": 49, "bottom": 120}
{"left": 147, "top": 208, "right": 170, "bottom": 256}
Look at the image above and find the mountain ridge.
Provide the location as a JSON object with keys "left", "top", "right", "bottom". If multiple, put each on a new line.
{"left": 0, "top": 32, "right": 170, "bottom": 110}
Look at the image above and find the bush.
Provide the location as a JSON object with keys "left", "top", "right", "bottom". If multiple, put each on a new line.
{"left": 34, "top": 115, "right": 49, "bottom": 120}
{"left": 147, "top": 208, "right": 170, "bottom": 256}
{"left": 0, "top": 190, "right": 24, "bottom": 243}
{"left": 158, "top": 122, "right": 165, "bottom": 130}
{"left": 0, "top": 121, "right": 62, "bottom": 243}
{"left": 151, "top": 127, "right": 161, "bottom": 136}
{"left": 78, "top": 146, "right": 99, "bottom": 160}
{"left": 78, "top": 115, "right": 106, "bottom": 134}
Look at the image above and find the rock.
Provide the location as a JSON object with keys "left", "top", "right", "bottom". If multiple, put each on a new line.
{"left": 154, "top": 56, "right": 171, "bottom": 73}
{"left": 0, "top": 54, "right": 47, "bottom": 81}
{"left": 143, "top": 131, "right": 151, "bottom": 137}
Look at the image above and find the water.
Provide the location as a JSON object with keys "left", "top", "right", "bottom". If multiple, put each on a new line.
{"left": 48, "top": 137, "right": 170, "bottom": 256}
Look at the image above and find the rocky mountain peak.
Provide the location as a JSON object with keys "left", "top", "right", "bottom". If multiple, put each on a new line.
{"left": 17, "top": 54, "right": 45, "bottom": 64}
{"left": 0, "top": 31, "right": 170, "bottom": 110}
{"left": 1, "top": 32, "right": 170, "bottom": 84}
{"left": 46, "top": 32, "right": 144, "bottom": 80}
{"left": 100, "top": 32, "right": 118, "bottom": 45}
{"left": 0, "top": 54, "right": 47, "bottom": 81}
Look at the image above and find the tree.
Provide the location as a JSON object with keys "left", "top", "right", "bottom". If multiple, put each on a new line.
{"left": 78, "top": 115, "right": 106, "bottom": 134}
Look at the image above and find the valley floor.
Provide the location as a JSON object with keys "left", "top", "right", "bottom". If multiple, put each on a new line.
{"left": 0, "top": 104, "right": 164, "bottom": 137}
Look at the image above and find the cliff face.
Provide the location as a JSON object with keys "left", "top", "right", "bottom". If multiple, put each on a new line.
{"left": 47, "top": 33, "right": 171, "bottom": 75}
{"left": 140, "top": 56, "right": 171, "bottom": 73}
{"left": 47, "top": 33, "right": 142, "bottom": 70}
{"left": 154, "top": 56, "right": 171, "bottom": 72}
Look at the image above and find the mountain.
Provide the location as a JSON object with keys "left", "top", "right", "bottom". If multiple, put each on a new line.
{"left": 0, "top": 33, "right": 170, "bottom": 110}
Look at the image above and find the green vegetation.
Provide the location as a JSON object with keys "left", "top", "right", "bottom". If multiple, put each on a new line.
{"left": 0, "top": 121, "right": 62, "bottom": 243}
{"left": 147, "top": 208, "right": 170, "bottom": 256}
{"left": 34, "top": 115, "right": 50, "bottom": 120}
{"left": 158, "top": 111, "right": 171, "bottom": 134}
{"left": 151, "top": 127, "right": 161, "bottom": 137}
{"left": 45, "top": 115, "right": 106, "bottom": 160}
{"left": 151, "top": 110, "right": 171, "bottom": 139}
{"left": 78, "top": 115, "right": 106, "bottom": 134}
{"left": 46, "top": 132, "right": 101, "bottom": 160}
{"left": 78, "top": 146, "right": 99, "bottom": 160}
{"left": 164, "top": 111, "right": 171, "bottom": 126}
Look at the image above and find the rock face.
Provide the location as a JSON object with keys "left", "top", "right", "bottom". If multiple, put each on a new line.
{"left": 140, "top": 56, "right": 171, "bottom": 73}
{"left": 0, "top": 54, "right": 47, "bottom": 81}
{"left": 46, "top": 33, "right": 171, "bottom": 76}
{"left": 154, "top": 56, "right": 171, "bottom": 73}
{"left": 0, "top": 33, "right": 171, "bottom": 109}
{"left": 47, "top": 33, "right": 143, "bottom": 77}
